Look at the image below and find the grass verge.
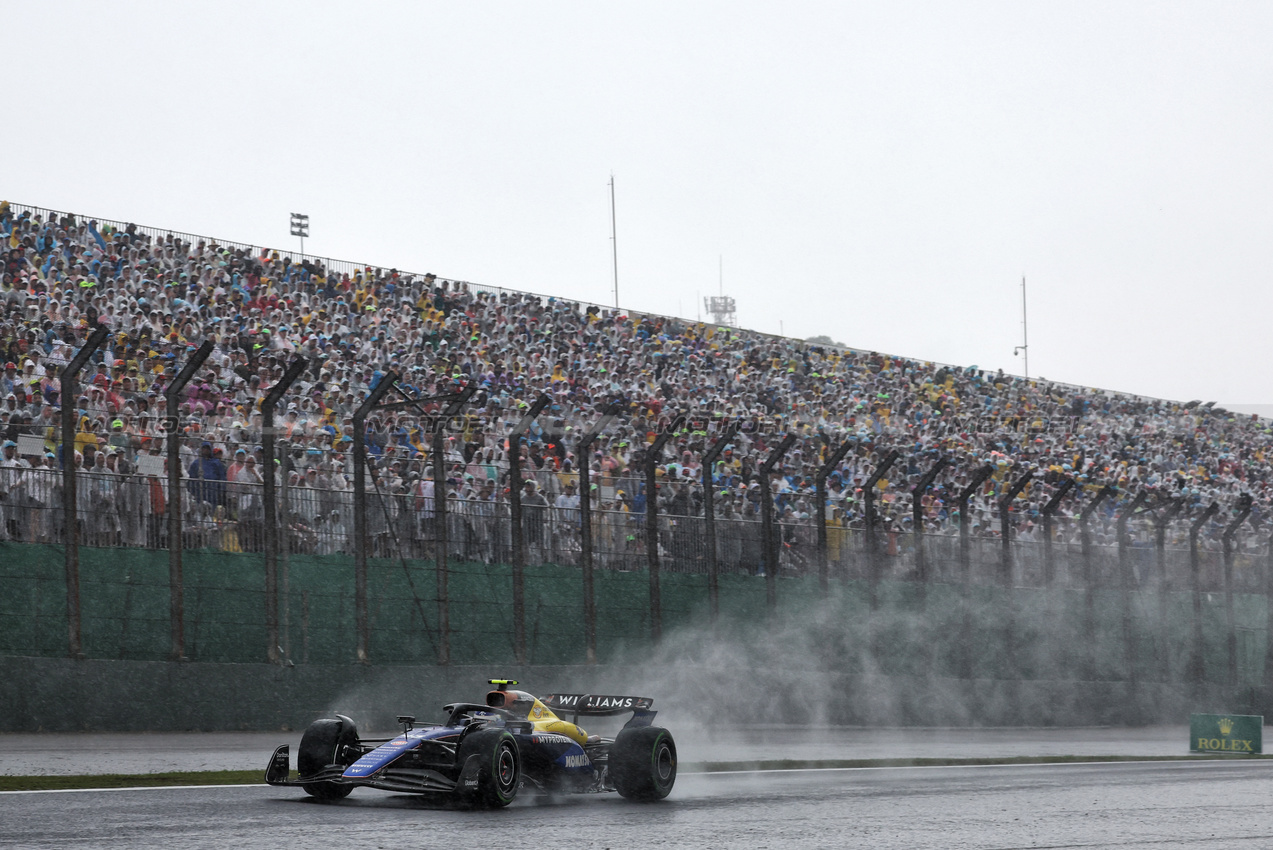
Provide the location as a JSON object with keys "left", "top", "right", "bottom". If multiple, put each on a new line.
{"left": 0, "top": 771, "right": 263, "bottom": 792}
{"left": 3, "top": 754, "right": 1269, "bottom": 792}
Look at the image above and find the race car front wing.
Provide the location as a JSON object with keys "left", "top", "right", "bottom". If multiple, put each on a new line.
{"left": 265, "top": 745, "right": 464, "bottom": 795}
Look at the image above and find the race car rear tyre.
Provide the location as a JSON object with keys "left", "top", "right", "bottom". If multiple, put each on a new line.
{"left": 455, "top": 729, "right": 520, "bottom": 808}
{"left": 298, "top": 715, "right": 359, "bottom": 800}
{"left": 612, "top": 726, "right": 676, "bottom": 801}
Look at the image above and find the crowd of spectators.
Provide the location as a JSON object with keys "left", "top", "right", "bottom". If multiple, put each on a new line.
{"left": 1, "top": 201, "right": 1269, "bottom": 572}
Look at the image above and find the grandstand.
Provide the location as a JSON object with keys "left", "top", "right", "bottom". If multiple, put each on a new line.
{"left": 2, "top": 200, "right": 1267, "bottom": 545}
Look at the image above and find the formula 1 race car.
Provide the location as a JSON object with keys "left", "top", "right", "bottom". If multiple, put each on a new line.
{"left": 265, "top": 679, "right": 676, "bottom": 807}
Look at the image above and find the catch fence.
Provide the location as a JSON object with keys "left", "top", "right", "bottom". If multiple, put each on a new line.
{"left": 2, "top": 458, "right": 1271, "bottom": 688}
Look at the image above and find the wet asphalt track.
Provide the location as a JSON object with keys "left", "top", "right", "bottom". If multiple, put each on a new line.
{"left": 4, "top": 760, "right": 1273, "bottom": 849}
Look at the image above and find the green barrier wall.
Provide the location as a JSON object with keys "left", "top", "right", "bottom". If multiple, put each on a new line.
{"left": 1, "top": 541, "right": 1269, "bottom": 690}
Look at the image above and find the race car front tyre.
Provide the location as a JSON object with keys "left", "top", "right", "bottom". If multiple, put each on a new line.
{"left": 612, "top": 726, "right": 676, "bottom": 801}
{"left": 455, "top": 729, "right": 520, "bottom": 808}
{"left": 298, "top": 715, "right": 360, "bottom": 800}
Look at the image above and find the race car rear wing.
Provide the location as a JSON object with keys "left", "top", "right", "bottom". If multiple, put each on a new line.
{"left": 543, "top": 693, "right": 654, "bottom": 716}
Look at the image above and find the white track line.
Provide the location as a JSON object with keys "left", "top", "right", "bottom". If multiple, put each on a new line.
{"left": 683, "top": 759, "right": 1272, "bottom": 777}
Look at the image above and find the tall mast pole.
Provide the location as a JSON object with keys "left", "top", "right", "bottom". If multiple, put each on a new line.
{"left": 610, "top": 174, "right": 619, "bottom": 309}
{"left": 1022, "top": 276, "right": 1028, "bottom": 380}
{"left": 1014, "top": 276, "right": 1029, "bottom": 380}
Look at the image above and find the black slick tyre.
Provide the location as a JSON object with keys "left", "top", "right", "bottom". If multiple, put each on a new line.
{"left": 455, "top": 729, "right": 520, "bottom": 808}
{"left": 297, "top": 715, "right": 359, "bottom": 800}
{"left": 611, "top": 726, "right": 676, "bottom": 801}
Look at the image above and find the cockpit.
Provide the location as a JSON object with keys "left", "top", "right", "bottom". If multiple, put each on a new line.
{"left": 484, "top": 679, "right": 592, "bottom": 746}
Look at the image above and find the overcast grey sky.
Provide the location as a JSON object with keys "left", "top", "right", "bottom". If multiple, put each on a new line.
{"left": 5, "top": 2, "right": 1271, "bottom": 411}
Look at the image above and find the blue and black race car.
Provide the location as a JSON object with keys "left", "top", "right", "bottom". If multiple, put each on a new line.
{"left": 265, "top": 679, "right": 676, "bottom": 807}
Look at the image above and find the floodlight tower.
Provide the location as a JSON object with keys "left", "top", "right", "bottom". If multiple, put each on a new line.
{"left": 290, "top": 212, "right": 309, "bottom": 258}
{"left": 704, "top": 255, "right": 737, "bottom": 326}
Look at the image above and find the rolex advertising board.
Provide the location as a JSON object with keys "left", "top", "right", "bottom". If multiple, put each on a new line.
{"left": 1190, "top": 713, "right": 1263, "bottom": 754}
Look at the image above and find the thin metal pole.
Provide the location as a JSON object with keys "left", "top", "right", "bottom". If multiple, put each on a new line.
{"left": 262, "top": 356, "right": 306, "bottom": 665}
{"left": 1222, "top": 502, "right": 1251, "bottom": 687}
{"left": 433, "top": 426, "right": 449, "bottom": 665}
{"left": 1021, "top": 277, "right": 1028, "bottom": 380}
{"left": 815, "top": 440, "right": 853, "bottom": 592}
{"left": 863, "top": 450, "right": 899, "bottom": 612}
{"left": 431, "top": 383, "right": 475, "bottom": 667}
{"left": 278, "top": 441, "right": 290, "bottom": 661}
{"left": 1116, "top": 490, "right": 1148, "bottom": 686}
{"left": 509, "top": 429, "right": 524, "bottom": 616}
{"left": 352, "top": 371, "right": 397, "bottom": 664}
{"left": 610, "top": 174, "right": 619, "bottom": 308}
{"left": 578, "top": 448, "right": 594, "bottom": 659}
{"left": 644, "top": 416, "right": 683, "bottom": 644}
{"left": 958, "top": 464, "right": 994, "bottom": 679}
{"left": 998, "top": 468, "right": 1034, "bottom": 680}
{"left": 579, "top": 401, "right": 623, "bottom": 662}
{"left": 999, "top": 469, "right": 1034, "bottom": 586}
{"left": 1041, "top": 478, "right": 1075, "bottom": 587}
{"left": 912, "top": 458, "right": 949, "bottom": 586}
{"left": 1041, "top": 477, "right": 1076, "bottom": 679}
{"left": 1189, "top": 502, "right": 1219, "bottom": 685}
{"left": 758, "top": 434, "right": 797, "bottom": 612}
{"left": 508, "top": 394, "right": 550, "bottom": 663}
{"left": 1079, "top": 484, "right": 1115, "bottom": 679}
{"left": 645, "top": 449, "right": 662, "bottom": 642}
{"left": 1264, "top": 528, "right": 1273, "bottom": 696}
{"left": 703, "top": 422, "right": 740, "bottom": 619}
{"left": 164, "top": 339, "right": 213, "bottom": 663}
{"left": 1154, "top": 498, "right": 1184, "bottom": 682}
{"left": 61, "top": 324, "right": 109, "bottom": 660}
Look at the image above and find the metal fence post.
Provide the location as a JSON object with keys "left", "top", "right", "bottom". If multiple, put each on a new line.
{"left": 958, "top": 464, "right": 994, "bottom": 579}
{"left": 163, "top": 340, "right": 213, "bottom": 662}
{"left": 508, "top": 394, "right": 550, "bottom": 664}
{"left": 261, "top": 356, "right": 306, "bottom": 664}
{"left": 1222, "top": 498, "right": 1252, "bottom": 686}
{"left": 1154, "top": 498, "right": 1184, "bottom": 681}
{"left": 998, "top": 468, "right": 1034, "bottom": 679}
{"left": 1040, "top": 477, "right": 1075, "bottom": 679}
{"left": 701, "top": 421, "right": 740, "bottom": 622}
{"left": 815, "top": 440, "right": 853, "bottom": 592}
{"left": 1041, "top": 478, "right": 1075, "bottom": 587}
{"left": 1189, "top": 501, "right": 1220, "bottom": 685}
{"left": 863, "top": 449, "right": 899, "bottom": 612}
{"left": 998, "top": 469, "right": 1034, "bottom": 585}
{"left": 1264, "top": 528, "right": 1273, "bottom": 696}
{"left": 758, "top": 433, "right": 797, "bottom": 613}
{"left": 433, "top": 385, "right": 475, "bottom": 667}
{"left": 644, "top": 416, "right": 684, "bottom": 645}
{"left": 278, "top": 437, "right": 291, "bottom": 661}
{"left": 1079, "top": 483, "right": 1115, "bottom": 679}
{"left": 1116, "top": 490, "right": 1148, "bottom": 685}
{"left": 911, "top": 458, "right": 948, "bottom": 586}
{"left": 59, "top": 324, "right": 109, "bottom": 660}
{"left": 578, "top": 401, "right": 624, "bottom": 662}
{"left": 957, "top": 464, "right": 994, "bottom": 679}
{"left": 910, "top": 457, "right": 948, "bottom": 675}
{"left": 352, "top": 371, "right": 398, "bottom": 664}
